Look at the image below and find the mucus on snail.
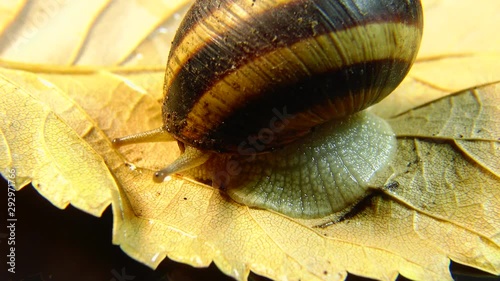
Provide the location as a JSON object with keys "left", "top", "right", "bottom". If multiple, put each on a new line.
{"left": 113, "top": 0, "right": 423, "bottom": 219}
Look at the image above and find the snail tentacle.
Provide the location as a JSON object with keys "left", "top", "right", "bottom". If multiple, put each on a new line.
{"left": 112, "top": 127, "right": 173, "bottom": 147}
{"left": 153, "top": 146, "right": 212, "bottom": 183}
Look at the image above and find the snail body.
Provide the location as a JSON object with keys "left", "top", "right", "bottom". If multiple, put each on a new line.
{"left": 114, "top": 0, "right": 423, "bottom": 218}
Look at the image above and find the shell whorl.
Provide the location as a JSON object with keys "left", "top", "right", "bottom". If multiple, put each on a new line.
{"left": 163, "top": 0, "right": 423, "bottom": 153}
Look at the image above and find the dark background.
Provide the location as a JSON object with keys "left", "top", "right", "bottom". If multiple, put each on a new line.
{"left": 0, "top": 176, "right": 498, "bottom": 281}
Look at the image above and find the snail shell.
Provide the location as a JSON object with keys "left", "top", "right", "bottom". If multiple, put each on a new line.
{"left": 163, "top": 0, "right": 423, "bottom": 153}
{"left": 114, "top": 0, "right": 423, "bottom": 218}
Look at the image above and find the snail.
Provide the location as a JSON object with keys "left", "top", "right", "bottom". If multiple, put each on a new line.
{"left": 113, "top": 0, "right": 423, "bottom": 218}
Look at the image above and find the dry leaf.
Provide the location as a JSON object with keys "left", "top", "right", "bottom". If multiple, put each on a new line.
{"left": 0, "top": 0, "right": 499, "bottom": 281}
{"left": 370, "top": 0, "right": 500, "bottom": 118}
{"left": 0, "top": 71, "right": 114, "bottom": 216}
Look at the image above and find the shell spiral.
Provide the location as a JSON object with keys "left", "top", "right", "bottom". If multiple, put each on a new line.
{"left": 163, "top": 0, "right": 423, "bottom": 153}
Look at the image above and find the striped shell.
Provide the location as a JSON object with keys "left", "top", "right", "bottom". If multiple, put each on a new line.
{"left": 163, "top": 0, "right": 423, "bottom": 153}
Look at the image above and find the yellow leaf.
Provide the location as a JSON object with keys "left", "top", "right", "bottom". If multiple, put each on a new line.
{"left": 0, "top": 0, "right": 499, "bottom": 280}
{"left": 419, "top": 0, "right": 500, "bottom": 56}
{"left": 0, "top": 70, "right": 115, "bottom": 216}
{"left": 389, "top": 83, "right": 500, "bottom": 141}
{"left": 0, "top": 0, "right": 192, "bottom": 65}
{"left": 76, "top": 0, "right": 192, "bottom": 65}
{"left": 2, "top": 67, "right": 494, "bottom": 280}
{"left": 0, "top": 0, "right": 26, "bottom": 33}
{"left": 0, "top": 0, "right": 110, "bottom": 65}
{"left": 388, "top": 83, "right": 500, "bottom": 176}
{"left": 371, "top": 0, "right": 500, "bottom": 118}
